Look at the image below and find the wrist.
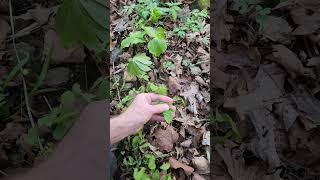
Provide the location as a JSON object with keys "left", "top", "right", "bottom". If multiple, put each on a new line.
{"left": 110, "top": 113, "right": 129, "bottom": 144}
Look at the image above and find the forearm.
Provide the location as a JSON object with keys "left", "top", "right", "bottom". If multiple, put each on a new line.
{"left": 110, "top": 114, "right": 128, "bottom": 144}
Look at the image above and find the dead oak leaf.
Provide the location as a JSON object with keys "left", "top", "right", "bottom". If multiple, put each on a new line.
{"left": 169, "top": 157, "right": 194, "bottom": 176}
{"left": 45, "top": 29, "right": 85, "bottom": 64}
{"left": 181, "top": 82, "right": 199, "bottom": 115}
{"left": 155, "top": 125, "right": 179, "bottom": 152}
{"left": 272, "top": 44, "right": 312, "bottom": 77}
{"left": 262, "top": 16, "right": 292, "bottom": 43}
{"left": 192, "top": 156, "right": 210, "bottom": 174}
{"left": 213, "top": 0, "right": 232, "bottom": 50}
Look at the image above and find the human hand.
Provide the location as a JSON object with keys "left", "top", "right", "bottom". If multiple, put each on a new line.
{"left": 122, "top": 93, "right": 174, "bottom": 133}
{"left": 111, "top": 93, "right": 174, "bottom": 144}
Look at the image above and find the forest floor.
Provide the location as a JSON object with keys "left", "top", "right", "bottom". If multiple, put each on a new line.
{"left": 110, "top": 0, "right": 210, "bottom": 179}
{"left": 0, "top": 0, "right": 106, "bottom": 177}
{"left": 211, "top": 0, "right": 320, "bottom": 180}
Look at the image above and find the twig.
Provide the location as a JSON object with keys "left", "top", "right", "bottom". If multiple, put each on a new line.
{"left": 43, "top": 95, "right": 52, "bottom": 111}
{"left": 9, "top": 0, "right": 43, "bottom": 151}
{"left": 84, "top": 64, "right": 88, "bottom": 90}
{"left": 0, "top": 169, "right": 8, "bottom": 176}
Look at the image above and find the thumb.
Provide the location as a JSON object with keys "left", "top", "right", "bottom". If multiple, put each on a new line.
{"left": 150, "top": 104, "right": 170, "bottom": 114}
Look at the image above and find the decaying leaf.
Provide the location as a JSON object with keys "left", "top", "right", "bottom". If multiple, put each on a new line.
{"left": 213, "top": 0, "right": 232, "bottom": 50}
{"left": 262, "top": 16, "right": 292, "bottom": 43}
{"left": 272, "top": 44, "right": 311, "bottom": 77}
{"left": 45, "top": 29, "right": 86, "bottom": 64}
{"left": 169, "top": 157, "right": 194, "bottom": 176}
{"left": 155, "top": 125, "right": 179, "bottom": 152}
{"left": 191, "top": 156, "right": 209, "bottom": 174}
{"left": 181, "top": 82, "right": 199, "bottom": 114}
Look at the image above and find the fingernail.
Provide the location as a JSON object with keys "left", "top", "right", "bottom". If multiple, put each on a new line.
{"left": 164, "top": 104, "right": 170, "bottom": 111}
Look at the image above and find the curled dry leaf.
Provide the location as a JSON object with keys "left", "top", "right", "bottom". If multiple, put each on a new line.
{"left": 181, "top": 139, "right": 192, "bottom": 148}
{"left": 262, "top": 16, "right": 292, "bottom": 43}
{"left": 192, "top": 173, "right": 206, "bottom": 180}
{"left": 192, "top": 156, "right": 210, "bottom": 174}
{"left": 169, "top": 157, "right": 194, "bottom": 176}
{"left": 290, "top": 7, "right": 320, "bottom": 35}
{"left": 44, "top": 67, "right": 70, "bottom": 87}
{"left": 0, "top": 16, "right": 10, "bottom": 60}
{"left": 45, "top": 29, "right": 85, "bottom": 64}
{"left": 213, "top": 0, "right": 232, "bottom": 50}
{"left": 272, "top": 44, "right": 311, "bottom": 77}
{"left": 181, "top": 82, "right": 199, "bottom": 114}
{"left": 168, "top": 76, "right": 181, "bottom": 95}
{"left": 155, "top": 125, "right": 179, "bottom": 152}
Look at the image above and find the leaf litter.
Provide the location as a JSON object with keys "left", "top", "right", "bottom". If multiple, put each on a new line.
{"left": 212, "top": 0, "right": 320, "bottom": 179}
{"left": 111, "top": 0, "right": 210, "bottom": 179}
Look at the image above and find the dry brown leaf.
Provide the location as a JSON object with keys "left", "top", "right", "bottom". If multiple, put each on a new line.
{"left": 192, "top": 173, "right": 206, "bottom": 180}
{"left": 262, "top": 16, "right": 292, "bottom": 43}
{"left": 181, "top": 82, "right": 199, "bottom": 114}
{"left": 272, "top": 44, "right": 311, "bottom": 77}
{"left": 45, "top": 29, "right": 85, "bottom": 64}
{"left": 180, "top": 139, "right": 192, "bottom": 148}
{"left": 192, "top": 156, "right": 210, "bottom": 174}
{"left": 306, "top": 56, "right": 320, "bottom": 66}
{"left": 213, "top": 0, "right": 232, "bottom": 50}
{"left": 0, "top": 16, "right": 9, "bottom": 60}
{"left": 169, "top": 157, "right": 194, "bottom": 176}
{"left": 155, "top": 125, "right": 179, "bottom": 152}
{"left": 0, "top": 17, "right": 9, "bottom": 46}
{"left": 290, "top": 7, "right": 320, "bottom": 35}
{"left": 168, "top": 76, "right": 181, "bottom": 95}
{"left": 44, "top": 67, "right": 70, "bottom": 87}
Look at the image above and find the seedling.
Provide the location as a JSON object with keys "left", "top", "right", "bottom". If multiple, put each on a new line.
{"left": 121, "top": 31, "right": 146, "bottom": 49}
{"left": 162, "top": 60, "right": 175, "bottom": 71}
{"left": 127, "top": 53, "right": 153, "bottom": 77}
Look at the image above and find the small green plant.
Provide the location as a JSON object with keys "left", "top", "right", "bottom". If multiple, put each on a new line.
{"left": 162, "top": 109, "right": 174, "bottom": 124}
{"left": 121, "top": 31, "right": 146, "bottom": 49}
{"left": 146, "top": 82, "right": 168, "bottom": 95}
{"left": 173, "top": 9, "right": 208, "bottom": 38}
{"left": 144, "top": 26, "right": 167, "bottom": 57}
{"left": 120, "top": 131, "right": 172, "bottom": 180}
{"left": 127, "top": 53, "right": 153, "bottom": 78}
{"left": 232, "top": 0, "right": 271, "bottom": 30}
{"left": 212, "top": 110, "right": 241, "bottom": 144}
{"left": 55, "top": 0, "right": 107, "bottom": 51}
{"left": 162, "top": 60, "right": 175, "bottom": 71}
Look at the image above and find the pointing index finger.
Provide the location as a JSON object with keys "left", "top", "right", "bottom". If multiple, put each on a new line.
{"left": 149, "top": 93, "right": 173, "bottom": 104}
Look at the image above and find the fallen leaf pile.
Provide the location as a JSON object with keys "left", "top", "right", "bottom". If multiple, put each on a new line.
{"left": 212, "top": 0, "right": 320, "bottom": 179}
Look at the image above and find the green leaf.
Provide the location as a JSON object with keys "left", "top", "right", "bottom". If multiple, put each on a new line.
{"left": 24, "top": 127, "right": 40, "bottom": 145}
{"left": 147, "top": 38, "right": 167, "bottom": 57}
{"left": 38, "top": 108, "right": 60, "bottom": 127}
{"left": 146, "top": 83, "right": 168, "bottom": 95}
{"left": 55, "top": 0, "right": 106, "bottom": 49}
{"left": 53, "top": 124, "right": 69, "bottom": 140}
{"left": 149, "top": 7, "right": 162, "bottom": 23}
{"left": 127, "top": 53, "right": 152, "bottom": 77}
{"left": 30, "top": 45, "right": 52, "bottom": 96}
{"left": 148, "top": 155, "right": 156, "bottom": 170}
{"left": 160, "top": 162, "right": 170, "bottom": 171}
{"left": 121, "top": 31, "right": 145, "bottom": 49}
{"left": 134, "top": 168, "right": 150, "bottom": 180}
{"left": 144, "top": 26, "right": 157, "bottom": 38}
{"left": 152, "top": 170, "right": 160, "bottom": 180}
{"left": 163, "top": 109, "right": 174, "bottom": 124}
{"left": 79, "top": 0, "right": 107, "bottom": 28}
{"left": 3, "top": 54, "right": 29, "bottom": 88}
{"left": 60, "top": 90, "right": 76, "bottom": 111}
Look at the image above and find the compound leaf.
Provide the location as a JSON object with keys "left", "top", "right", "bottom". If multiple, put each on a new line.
{"left": 147, "top": 38, "right": 167, "bottom": 57}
